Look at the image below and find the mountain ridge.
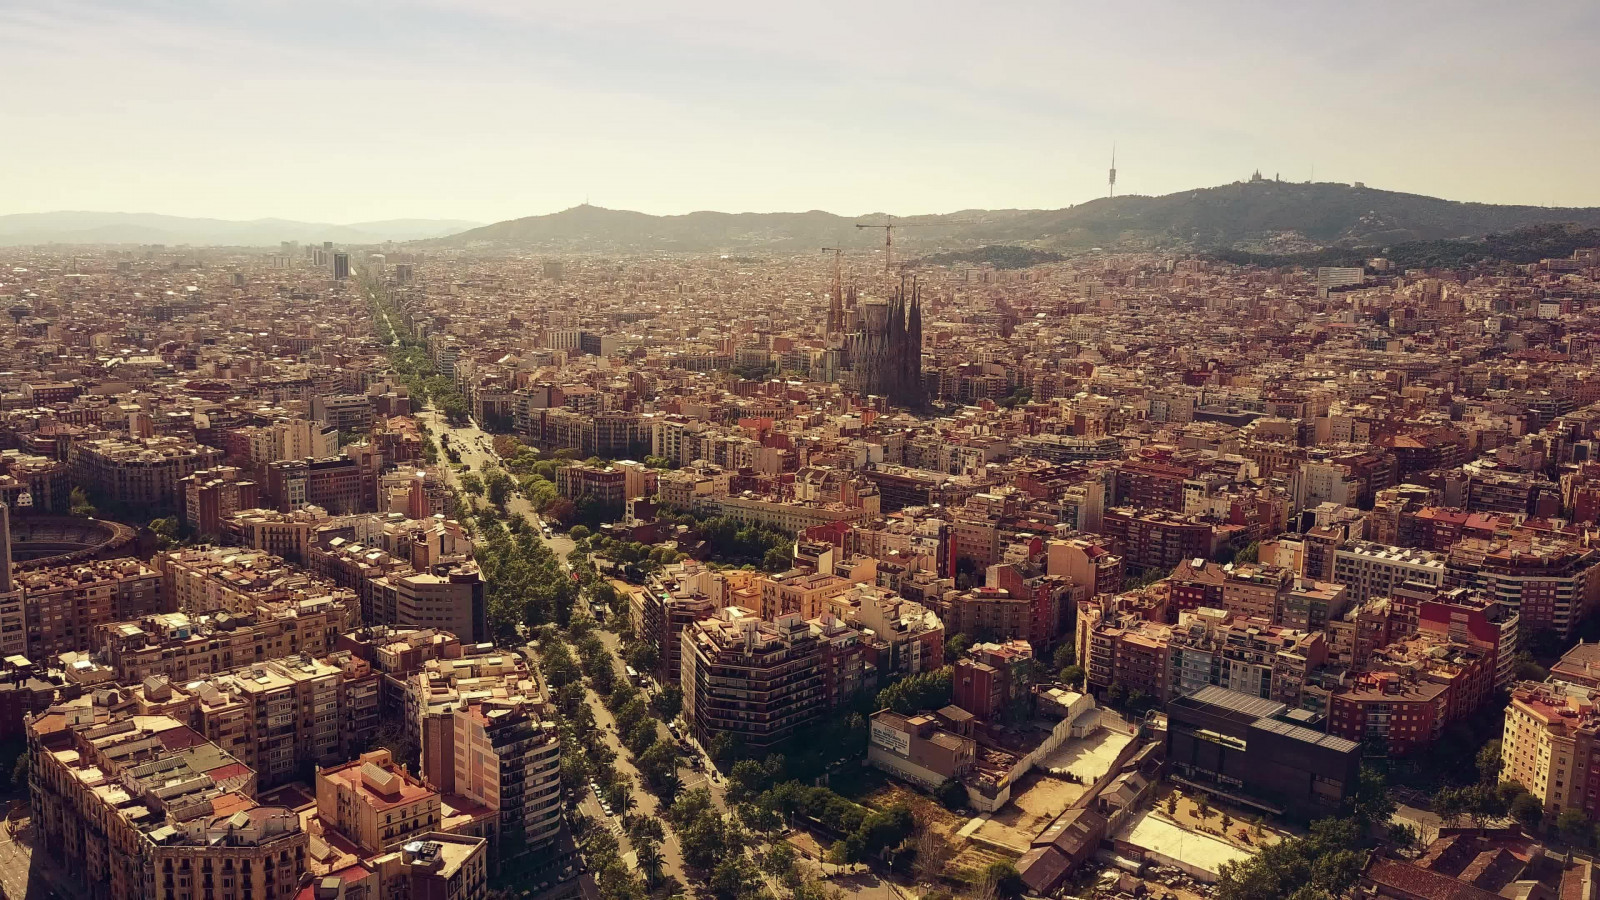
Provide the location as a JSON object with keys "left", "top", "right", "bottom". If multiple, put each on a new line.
{"left": 435, "top": 181, "right": 1600, "bottom": 256}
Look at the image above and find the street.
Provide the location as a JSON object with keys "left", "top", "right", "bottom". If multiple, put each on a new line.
{"left": 0, "top": 819, "right": 85, "bottom": 900}
{"left": 421, "top": 406, "right": 733, "bottom": 885}
{"left": 421, "top": 405, "right": 576, "bottom": 561}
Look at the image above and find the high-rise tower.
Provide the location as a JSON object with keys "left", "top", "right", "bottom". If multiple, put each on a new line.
{"left": 1108, "top": 145, "right": 1117, "bottom": 198}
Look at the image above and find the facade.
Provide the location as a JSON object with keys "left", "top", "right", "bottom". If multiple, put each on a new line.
{"left": 866, "top": 709, "right": 976, "bottom": 789}
{"left": 1445, "top": 536, "right": 1600, "bottom": 641}
{"left": 1500, "top": 679, "right": 1600, "bottom": 820}
{"left": 99, "top": 602, "right": 346, "bottom": 684}
{"left": 28, "top": 696, "right": 308, "bottom": 900}
{"left": 69, "top": 437, "right": 225, "bottom": 513}
{"left": 1166, "top": 607, "right": 1327, "bottom": 706}
{"left": 1332, "top": 541, "right": 1446, "bottom": 604}
{"left": 394, "top": 566, "right": 487, "bottom": 644}
{"left": 266, "top": 456, "right": 369, "bottom": 515}
{"left": 681, "top": 609, "right": 826, "bottom": 749}
{"left": 180, "top": 466, "right": 260, "bottom": 540}
{"left": 448, "top": 700, "right": 563, "bottom": 866}
{"left": 758, "top": 570, "right": 851, "bottom": 621}
{"left": 554, "top": 463, "right": 628, "bottom": 511}
{"left": 20, "top": 558, "right": 164, "bottom": 658}
{"left": 1326, "top": 634, "right": 1494, "bottom": 755}
{"left": 315, "top": 749, "right": 442, "bottom": 854}
{"left": 941, "top": 587, "right": 1032, "bottom": 644}
{"left": 194, "top": 656, "right": 344, "bottom": 788}
{"left": 1100, "top": 507, "right": 1217, "bottom": 574}
{"left": 1166, "top": 685, "right": 1361, "bottom": 818}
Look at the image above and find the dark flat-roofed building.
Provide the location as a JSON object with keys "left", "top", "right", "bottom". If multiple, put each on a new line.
{"left": 1166, "top": 684, "right": 1361, "bottom": 819}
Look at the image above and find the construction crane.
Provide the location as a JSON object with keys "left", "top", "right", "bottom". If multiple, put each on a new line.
{"left": 855, "top": 216, "right": 971, "bottom": 272}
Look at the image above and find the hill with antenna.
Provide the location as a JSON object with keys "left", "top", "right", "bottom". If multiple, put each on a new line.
{"left": 435, "top": 181, "right": 1600, "bottom": 256}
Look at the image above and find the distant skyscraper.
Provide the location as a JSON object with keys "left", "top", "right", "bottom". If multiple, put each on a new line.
{"left": 333, "top": 252, "right": 350, "bottom": 281}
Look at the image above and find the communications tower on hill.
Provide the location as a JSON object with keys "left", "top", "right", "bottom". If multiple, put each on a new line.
{"left": 1109, "top": 145, "right": 1117, "bottom": 198}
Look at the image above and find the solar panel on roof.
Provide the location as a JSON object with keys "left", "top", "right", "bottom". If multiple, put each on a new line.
{"left": 1186, "top": 685, "right": 1287, "bottom": 719}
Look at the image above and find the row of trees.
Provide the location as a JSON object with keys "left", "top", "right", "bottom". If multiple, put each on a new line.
{"left": 470, "top": 514, "right": 577, "bottom": 642}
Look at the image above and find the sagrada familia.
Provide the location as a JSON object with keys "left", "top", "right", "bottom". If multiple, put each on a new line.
{"left": 841, "top": 279, "right": 924, "bottom": 409}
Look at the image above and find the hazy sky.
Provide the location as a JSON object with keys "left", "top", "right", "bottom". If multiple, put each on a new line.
{"left": 4, "top": 0, "right": 1598, "bottom": 223}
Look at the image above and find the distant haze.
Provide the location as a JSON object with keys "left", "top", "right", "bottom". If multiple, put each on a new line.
{"left": 0, "top": 212, "right": 482, "bottom": 246}
{"left": 3, "top": 1, "right": 1598, "bottom": 222}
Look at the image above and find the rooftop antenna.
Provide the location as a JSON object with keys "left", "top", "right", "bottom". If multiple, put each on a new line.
{"left": 1109, "top": 144, "right": 1118, "bottom": 198}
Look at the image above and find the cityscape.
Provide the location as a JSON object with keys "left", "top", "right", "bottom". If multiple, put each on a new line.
{"left": 4, "top": 4, "right": 1600, "bottom": 900}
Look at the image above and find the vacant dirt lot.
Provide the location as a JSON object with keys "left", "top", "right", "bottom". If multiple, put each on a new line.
{"left": 972, "top": 770, "right": 1086, "bottom": 851}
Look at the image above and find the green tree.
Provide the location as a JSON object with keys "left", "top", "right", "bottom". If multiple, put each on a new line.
{"left": 934, "top": 777, "right": 967, "bottom": 811}
{"left": 1476, "top": 740, "right": 1504, "bottom": 784}
{"left": 982, "top": 861, "right": 1026, "bottom": 900}
{"left": 708, "top": 854, "right": 758, "bottom": 900}
{"left": 459, "top": 473, "right": 484, "bottom": 496}
{"left": 1388, "top": 822, "right": 1419, "bottom": 855}
{"left": 710, "top": 731, "right": 744, "bottom": 768}
{"left": 148, "top": 516, "right": 180, "bottom": 549}
{"left": 761, "top": 841, "right": 797, "bottom": 880}
{"left": 10, "top": 749, "right": 27, "bottom": 790}
{"left": 945, "top": 632, "right": 974, "bottom": 660}
{"left": 1510, "top": 792, "right": 1544, "bottom": 832}
{"left": 1052, "top": 643, "right": 1076, "bottom": 671}
{"left": 652, "top": 685, "right": 683, "bottom": 720}
{"left": 1557, "top": 809, "right": 1591, "bottom": 846}
{"left": 1431, "top": 786, "right": 1467, "bottom": 827}
{"left": 70, "top": 486, "right": 96, "bottom": 517}
{"left": 635, "top": 837, "right": 665, "bottom": 888}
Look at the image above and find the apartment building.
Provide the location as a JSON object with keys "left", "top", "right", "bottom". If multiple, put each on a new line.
{"left": 311, "top": 394, "right": 376, "bottom": 432}
{"left": 315, "top": 749, "right": 442, "bottom": 854}
{"left": 1501, "top": 679, "right": 1600, "bottom": 820}
{"left": 758, "top": 569, "right": 851, "bottom": 620}
{"left": 19, "top": 558, "right": 164, "bottom": 658}
{"left": 1332, "top": 541, "right": 1446, "bottom": 604}
{"left": 681, "top": 609, "right": 826, "bottom": 749}
{"left": 554, "top": 462, "right": 628, "bottom": 511}
{"left": 69, "top": 436, "right": 225, "bottom": 512}
{"left": 179, "top": 466, "right": 260, "bottom": 540}
{"left": 842, "top": 584, "right": 945, "bottom": 678}
{"left": 691, "top": 492, "right": 865, "bottom": 533}
{"left": 394, "top": 565, "right": 487, "bottom": 644}
{"left": 940, "top": 587, "right": 1032, "bottom": 644}
{"left": 193, "top": 655, "right": 344, "bottom": 788}
{"left": 1326, "top": 634, "right": 1494, "bottom": 756}
{"left": 1446, "top": 535, "right": 1600, "bottom": 641}
{"left": 1100, "top": 507, "right": 1218, "bottom": 575}
{"left": 1077, "top": 602, "right": 1173, "bottom": 702}
{"left": 157, "top": 546, "right": 359, "bottom": 624}
{"left": 1166, "top": 607, "right": 1327, "bottom": 706}
{"left": 1415, "top": 587, "right": 1520, "bottom": 690}
{"left": 28, "top": 695, "right": 308, "bottom": 900}
{"left": 447, "top": 700, "right": 563, "bottom": 867}
{"left": 266, "top": 456, "right": 369, "bottom": 515}
{"left": 98, "top": 598, "right": 348, "bottom": 683}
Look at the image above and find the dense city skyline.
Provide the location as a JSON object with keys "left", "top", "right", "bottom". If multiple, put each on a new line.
{"left": 7, "top": 5, "right": 1600, "bottom": 900}
{"left": 4, "top": 0, "right": 1599, "bottom": 221}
